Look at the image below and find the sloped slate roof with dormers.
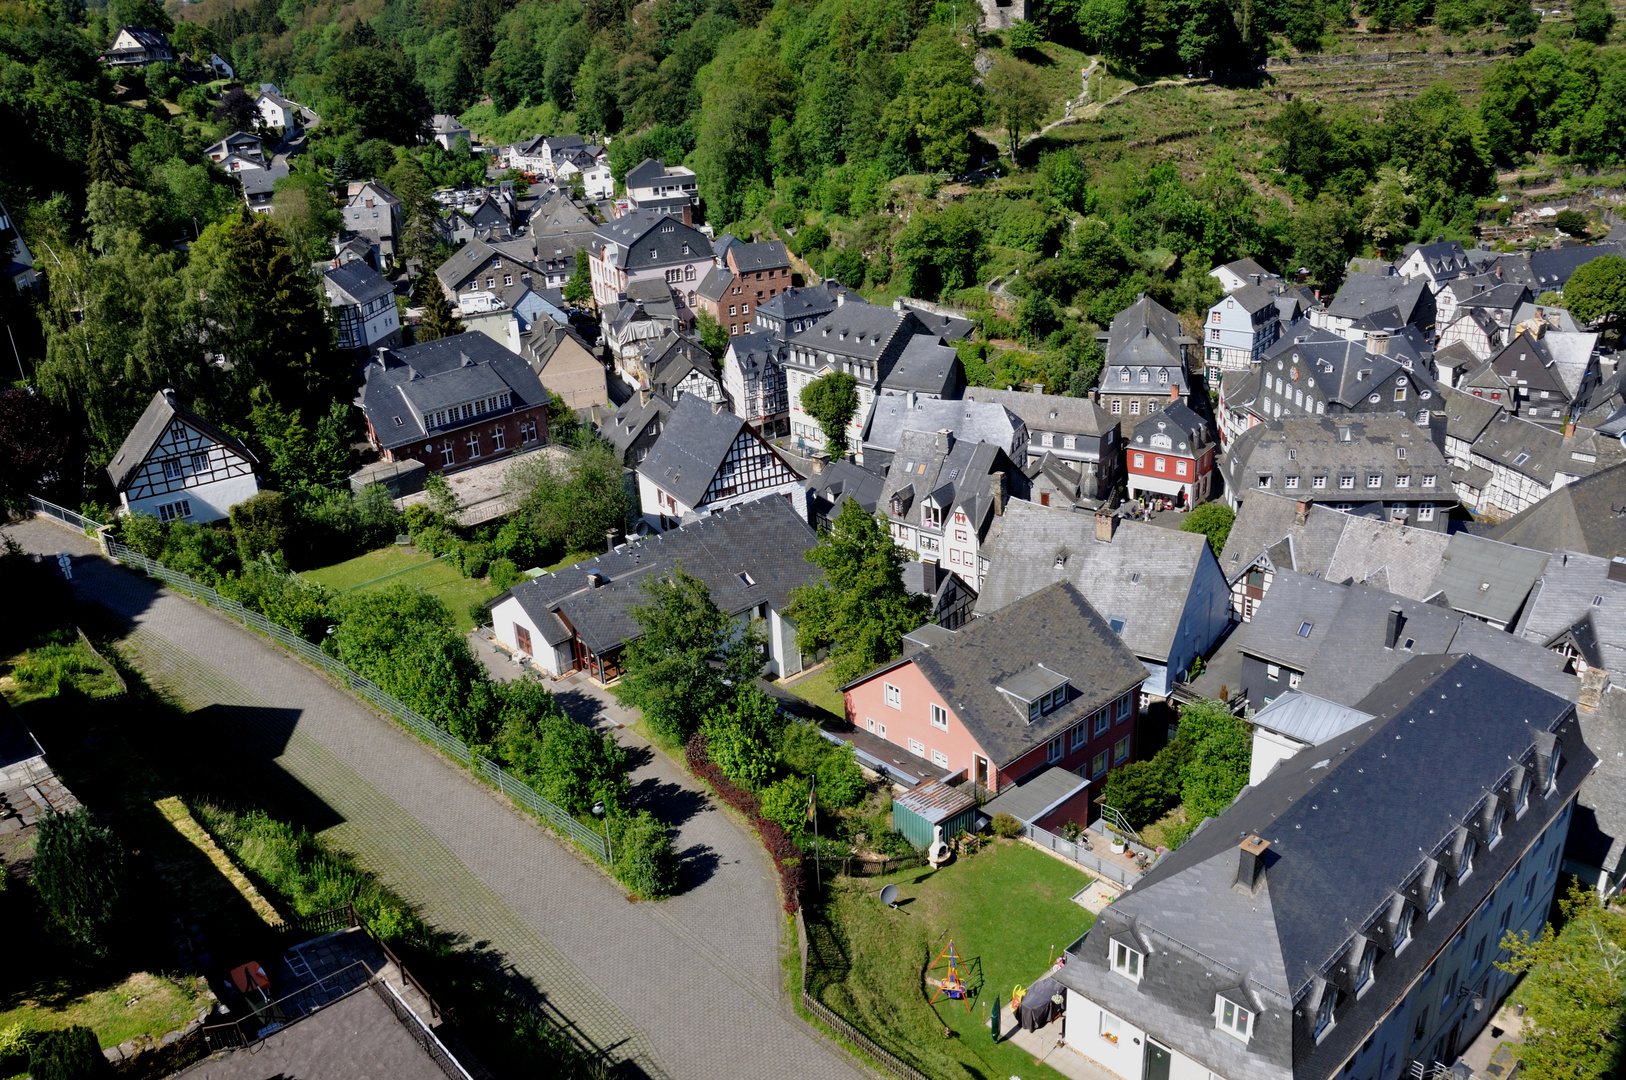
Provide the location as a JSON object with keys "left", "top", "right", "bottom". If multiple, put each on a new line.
{"left": 847, "top": 582, "right": 1146, "bottom": 768}
{"left": 589, "top": 211, "right": 709, "bottom": 273}
{"left": 323, "top": 260, "right": 393, "bottom": 308}
{"left": 1513, "top": 549, "right": 1626, "bottom": 673}
{"left": 863, "top": 397, "right": 1022, "bottom": 456}
{"left": 435, "top": 238, "right": 498, "bottom": 294}
{"left": 878, "top": 429, "right": 1014, "bottom": 539}
{"left": 1130, "top": 401, "right": 1209, "bottom": 451}
{"left": 755, "top": 282, "right": 848, "bottom": 329}
{"left": 602, "top": 389, "right": 674, "bottom": 460}
{"left": 1057, "top": 653, "right": 1587, "bottom": 1080}
{"left": 787, "top": 299, "right": 913, "bottom": 364}
{"left": 962, "top": 387, "right": 1116, "bottom": 438}
{"left": 108, "top": 390, "right": 259, "bottom": 491}
{"left": 356, "top": 333, "right": 548, "bottom": 452}
{"left": 1104, "top": 295, "right": 1186, "bottom": 372}
{"left": 1325, "top": 273, "right": 1431, "bottom": 324}
{"left": 1223, "top": 416, "right": 1452, "bottom": 504}
{"left": 499, "top": 495, "right": 819, "bottom": 655}
{"left": 879, "top": 335, "right": 963, "bottom": 397}
{"left": 976, "top": 500, "right": 1217, "bottom": 664}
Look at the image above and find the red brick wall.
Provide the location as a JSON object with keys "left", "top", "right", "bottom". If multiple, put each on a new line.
{"left": 376, "top": 403, "right": 551, "bottom": 474}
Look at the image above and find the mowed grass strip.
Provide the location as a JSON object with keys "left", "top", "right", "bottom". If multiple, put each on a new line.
{"left": 806, "top": 840, "right": 1094, "bottom": 1080}
{"left": 781, "top": 666, "right": 846, "bottom": 721}
{"left": 0, "top": 972, "right": 209, "bottom": 1049}
{"left": 302, "top": 548, "right": 499, "bottom": 631}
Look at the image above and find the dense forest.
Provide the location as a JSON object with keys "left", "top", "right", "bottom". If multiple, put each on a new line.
{"left": 0, "top": 0, "right": 1623, "bottom": 510}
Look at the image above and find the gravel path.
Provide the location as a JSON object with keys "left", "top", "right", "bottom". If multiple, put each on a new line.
{"left": 3, "top": 518, "right": 862, "bottom": 1080}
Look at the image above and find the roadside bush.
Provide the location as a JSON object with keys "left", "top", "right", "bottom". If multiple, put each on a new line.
{"left": 494, "top": 680, "right": 628, "bottom": 816}
{"left": 32, "top": 810, "right": 125, "bottom": 959}
{"left": 990, "top": 812, "right": 1021, "bottom": 839}
{"left": 0, "top": 1024, "right": 35, "bottom": 1077}
{"left": 28, "top": 1026, "right": 103, "bottom": 1080}
{"left": 611, "top": 811, "right": 679, "bottom": 899}
{"left": 760, "top": 776, "right": 811, "bottom": 834}
{"left": 814, "top": 743, "right": 866, "bottom": 810}
{"left": 219, "top": 559, "right": 335, "bottom": 641}
{"left": 701, "top": 687, "right": 781, "bottom": 791}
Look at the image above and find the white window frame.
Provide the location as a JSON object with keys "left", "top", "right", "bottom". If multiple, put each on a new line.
{"left": 1112, "top": 941, "right": 1142, "bottom": 983}
{"left": 931, "top": 749, "right": 948, "bottom": 768}
{"left": 1314, "top": 989, "right": 1337, "bottom": 1040}
{"left": 930, "top": 704, "right": 948, "bottom": 730}
{"left": 1215, "top": 994, "right": 1252, "bottom": 1042}
{"left": 884, "top": 683, "right": 901, "bottom": 710}
{"left": 907, "top": 738, "right": 925, "bottom": 758}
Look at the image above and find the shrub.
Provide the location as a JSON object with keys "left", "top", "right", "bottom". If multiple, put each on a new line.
{"left": 760, "top": 776, "right": 811, "bottom": 834}
{"left": 29, "top": 1026, "right": 103, "bottom": 1080}
{"left": 488, "top": 557, "right": 522, "bottom": 591}
{"left": 32, "top": 810, "right": 125, "bottom": 958}
{"left": 815, "top": 743, "right": 866, "bottom": 809}
{"left": 612, "top": 810, "right": 679, "bottom": 899}
{"left": 990, "top": 812, "right": 1021, "bottom": 838}
{"left": 0, "top": 1025, "right": 35, "bottom": 1077}
{"left": 1100, "top": 758, "right": 1182, "bottom": 830}
{"left": 458, "top": 541, "right": 491, "bottom": 579}
{"left": 219, "top": 559, "right": 335, "bottom": 641}
{"left": 230, "top": 490, "right": 293, "bottom": 560}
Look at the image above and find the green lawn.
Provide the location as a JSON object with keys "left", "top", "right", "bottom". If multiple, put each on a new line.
{"left": 805, "top": 840, "right": 1094, "bottom": 1080}
{"left": 781, "top": 666, "right": 845, "bottom": 722}
{"left": 0, "top": 971, "right": 209, "bottom": 1051}
{"left": 302, "top": 548, "right": 500, "bottom": 631}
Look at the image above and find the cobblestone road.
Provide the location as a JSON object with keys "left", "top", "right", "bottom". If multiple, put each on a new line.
{"left": 3, "top": 519, "right": 862, "bottom": 1080}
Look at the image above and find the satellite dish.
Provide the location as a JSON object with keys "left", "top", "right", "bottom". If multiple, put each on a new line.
{"left": 879, "top": 884, "right": 899, "bottom": 908}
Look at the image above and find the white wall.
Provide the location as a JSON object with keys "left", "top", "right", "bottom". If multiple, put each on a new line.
{"left": 1063, "top": 990, "right": 1225, "bottom": 1080}
{"left": 1250, "top": 727, "right": 1308, "bottom": 786}
{"left": 125, "top": 472, "right": 260, "bottom": 525}
{"left": 491, "top": 595, "right": 570, "bottom": 677}
{"left": 770, "top": 609, "right": 802, "bottom": 678}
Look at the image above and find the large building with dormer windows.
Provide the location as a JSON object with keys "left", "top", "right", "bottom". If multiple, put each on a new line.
{"left": 1203, "top": 283, "right": 1283, "bottom": 378}
{"left": 840, "top": 582, "right": 1145, "bottom": 801}
{"left": 355, "top": 333, "right": 552, "bottom": 475}
{"left": 1056, "top": 653, "right": 1586, "bottom": 1080}
{"left": 1126, "top": 402, "right": 1214, "bottom": 508}
{"left": 586, "top": 211, "right": 713, "bottom": 324}
{"left": 108, "top": 391, "right": 261, "bottom": 524}
{"left": 637, "top": 392, "right": 806, "bottom": 531}
{"left": 1098, "top": 296, "right": 1195, "bottom": 421}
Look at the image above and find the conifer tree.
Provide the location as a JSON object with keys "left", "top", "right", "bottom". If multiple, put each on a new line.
{"left": 417, "top": 283, "right": 463, "bottom": 342}
{"left": 86, "top": 114, "right": 134, "bottom": 187}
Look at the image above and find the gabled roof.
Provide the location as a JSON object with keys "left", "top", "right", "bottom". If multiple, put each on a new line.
{"left": 1325, "top": 273, "right": 1430, "bottom": 323}
{"left": 602, "top": 390, "right": 674, "bottom": 458}
{"left": 977, "top": 500, "right": 1217, "bottom": 663}
{"left": 961, "top": 387, "right": 1115, "bottom": 438}
{"left": 879, "top": 430, "right": 1014, "bottom": 537}
{"left": 1247, "top": 690, "right": 1372, "bottom": 748}
{"left": 356, "top": 333, "right": 547, "bottom": 451}
{"left": 638, "top": 392, "right": 757, "bottom": 507}
{"left": 1218, "top": 491, "right": 1447, "bottom": 594}
{"left": 1525, "top": 242, "right": 1625, "bottom": 291}
{"left": 1427, "top": 534, "right": 1550, "bottom": 625}
{"left": 107, "top": 390, "right": 258, "bottom": 491}
{"left": 108, "top": 25, "right": 171, "bottom": 50}
{"left": 1130, "top": 401, "right": 1209, "bottom": 450}
{"left": 755, "top": 282, "right": 848, "bottom": 327}
{"left": 500, "top": 496, "right": 818, "bottom": 654}
{"left": 1213, "top": 257, "right": 1276, "bottom": 284}
{"left": 624, "top": 158, "right": 682, "bottom": 189}
{"left": 589, "top": 211, "right": 709, "bottom": 273}
{"left": 863, "top": 397, "right": 1021, "bottom": 457}
{"left": 1404, "top": 238, "right": 1469, "bottom": 275}
{"left": 434, "top": 237, "right": 497, "bottom": 293}
{"left": 323, "top": 261, "right": 393, "bottom": 308}
{"left": 851, "top": 582, "right": 1146, "bottom": 768}
{"left": 1514, "top": 549, "right": 1626, "bottom": 674}
{"left": 1437, "top": 384, "right": 1503, "bottom": 445}
{"left": 643, "top": 333, "right": 718, "bottom": 396}
{"left": 786, "top": 299, "right": 912, "bottom": 364}
{"left": 877, "top": 336, "right": 962, "bottom": 397}
{"left": 1226, "top": 282, "right": 1279, "bottom": 315}
{"left": 1489, "top": 461, "right": 1626, "bottom": 558}
{"left": 805, "top": 457, "right": 886, "bottom": 519}
{"left": 1455, "top": 280, "right": 1531, "bottom": 313}
{"left": 724, "top": 239, "right": 789, "bottom": 272}
{"left": 240, "top": 164, "right": 288, "bottom": 198}
{"left": 1471, "top": 412, "right": 1626, "bottom": 487}
{"left": 1104, "top": 295, "right": 1185, "bottom": 372}
{"left": 894, "top": 301, "right": 974, "bottom": 341}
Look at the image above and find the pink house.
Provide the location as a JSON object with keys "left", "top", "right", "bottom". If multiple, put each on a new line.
{"left": 840, "top": 582, "right": 1146, "bottom": 806}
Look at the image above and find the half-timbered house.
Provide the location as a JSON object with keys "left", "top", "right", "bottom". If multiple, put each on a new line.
{"left": 637, "top": 392, "right": 806, "bottom": 531}
{"left": 107, "top": 390, "right": 260, "bottom": 523}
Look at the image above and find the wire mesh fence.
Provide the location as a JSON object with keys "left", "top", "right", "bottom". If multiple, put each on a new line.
{"left": 26, "top": 495, "right": 104, "bottom": 535}
{"left": 100, "top": 538, "right": 610, "bottom": 863}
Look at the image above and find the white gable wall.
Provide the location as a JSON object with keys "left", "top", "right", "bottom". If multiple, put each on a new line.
{"left": 118, "top": 418, "right": 259, "bottom": 524}
{"left": 490, "top": 594, "right": 572, "bottom": 676}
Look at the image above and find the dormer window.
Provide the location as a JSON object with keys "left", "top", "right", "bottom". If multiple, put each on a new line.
{"left": 1395, "top": 903, "right": 1416, "bottom": 952}
{"left": 1314, "top": 989, "right": 1337, "bottom": 1040}
{"left": 1488, "top": 804, "right": 1506, "bottom": 848}
{"left": 1516, "top": 772, "right": 1532, "bottom": 817}
{"left": 1458, "top": 837, "right": 1477, "bottom": 882}
{"left": 1354, "top": 944, "right": 1375, "bottom": 992}
{"left": 1546, "top": 743, "right": 1561, "bottom": 792}
{"left": 1427, "top": 869, "right": 1445, "bottom": 912}
{"left": 1112, "top": 940, "right": 1142, "bottom": 983}
{"left": 1215, "top": 994, "right": 1252, "bottom": 1041}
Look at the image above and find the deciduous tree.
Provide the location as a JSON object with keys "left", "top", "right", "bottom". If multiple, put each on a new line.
{"left": 799, "top": 370, "right": 859, "bottom": 454}
{"left": 32, "top": 809, "right": 125, "bottom": 958}
{"left": 1180, "top": 502, "right": 1235, "bottom": 556}
{"left": 985, "top": 57, "right": 1047, "bottom": 164}
{"left": 1563, "top": 254, "right": 1626, "bottom": 334}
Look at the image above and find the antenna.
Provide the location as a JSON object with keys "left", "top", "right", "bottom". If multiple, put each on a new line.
{"left": 879, "top": 884, "right": 901, "bottom": 910}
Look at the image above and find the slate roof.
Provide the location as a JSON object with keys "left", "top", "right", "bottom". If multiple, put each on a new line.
{"left": 895, "top": 301, "right": 974, "bottom": 341}
{"left": 696, "top": 263, "right": 732, "bottom": 303}
{"left": 638, "top": 392, "right": 762, "bottom": 507}
{"left": 1433, "top": 341, "right": 1481, "bottom": 376}
{"left": 1259, "top": 327, "right": 1438, "bottom": 410}
{"left": 863, "top": 397, "right": 1023, "bottom": 457}
{"left": 962, "top": 387, "right": 1115, "bottom": 438}
{"left": 723, "top": 239, "right": 790, "bottom": 272}
{"left": 725, "top": 330, "right": 784, "bottom": 381}
{"left": 1324, "top": 273, "right": 1431, "bottom": 324}
{"left": 879, "top": 429, "right": 1017, "bottom": 540}
{"left": 1455, "top": 280, "right": 1531, "bottom": 313}
{"left": 624, "top": 157, "right": 680, "bottom": 189}
{"left": 499, "top": 495, "right": 818, "bottom": 655}
{"left": 1102, "top": 295, "right": 1188, "bottom": 386}
{"left": 602, "top": 390, "right": 673, "bottom": 460}
{"left": 1489, "top": 461, "right": 1626, "bottom": 557}
{"left": 1244, "top": 570, "right": 1577, "bottom": 703}
{"left": 1471, "top": 411, "right": 1626, "bottom": 488}
{"left": 589, "top": 211, "right": 709, "bottom": 273}
{"left": 805, "top": 457, "right": 886, "bottom": 520}
{"left": 1058, "top": 653, "right": 1587, "bottom": 1080}
{"left": 1218, "top": 491, "right": 1354, "bottom": 585}
{"left": 977, "top": 500, "right": 1215, "bottom": 663}
{"left": 323, "top": 261, "right": 393, "bottom": 308}
{"left": 435, "top": 237, "right": 497, "bottom": 294}
{"left": 1572, "top": 685, "right": 1626, "bottom": 875}
{"left": 239, "top": 164, "right": 288, "bottom": 198}
{"left": 1505, "top": 243, "right": 1626, "bottom": 292}
{"left": 1214, "top": 257, "right": 1276, "bottom": 285}
{"left": 1247, "top": 690, "right": 1373, "bottom": 748}
{"left": 754, "top": 282, "right": 848, "bottom": 329}
{"left": 1427, "top": 534, "right": 1550, "bottom": 625}
{"left": 1438, "top": 384, "right": 1503, "bottom": 446}
{"left": 1223, "top": 416, "right": 1451, "bottom": 503}
{"left": 108, "top": 390, "right": 258, "bottom": 491}
{"left": 1130, "top": 401, "right": 1210, "bottom": 452}
{"left": 1405, "top": 238, "right": 1471, "bottom": 277}
{"left": 1513, "top": 549, "right": 1626, "bottom": 674}
{"left": 356, "top": 333, "right": 547, "bottom": 452}
{"left": 1228, "top": 282, "right": 1280, "bottom": 315}
{"left": 879, "top": 335, "right": 963, "bottom": 397}
{"left": 786, "top": 299, "right": 912, "bottom": 365}
{"left": 848, "top": 582, "right": 1146, "bottom": 768}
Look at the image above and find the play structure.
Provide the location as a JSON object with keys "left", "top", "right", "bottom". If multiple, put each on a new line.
{"left": 927, "top": 940, "right": 973, "bottom": 1010}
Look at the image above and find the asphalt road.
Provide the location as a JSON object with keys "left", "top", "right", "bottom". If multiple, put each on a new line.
{"left": 3, "top": 517, "right": 862, "bottom": 1080}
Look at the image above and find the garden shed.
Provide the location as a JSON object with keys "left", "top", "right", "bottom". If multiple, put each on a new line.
{"left": 892, "top": 779, "right": 977, "bottom": 849}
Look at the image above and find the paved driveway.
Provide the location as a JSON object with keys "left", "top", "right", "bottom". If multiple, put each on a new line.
{"left": 3, "top": 518, "right": 861, "bottom": 1080}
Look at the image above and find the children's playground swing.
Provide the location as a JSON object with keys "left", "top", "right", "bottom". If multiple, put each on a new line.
{"left": 927, "top": 940, "right": 974, "bottom": 1011}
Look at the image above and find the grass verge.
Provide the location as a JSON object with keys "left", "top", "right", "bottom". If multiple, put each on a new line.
{"left": 301, "top": 547, "right": 499, "bottom": 631}
{"left": 0, "top": 972, "right": 208, "bottom": 1050}
{"left": 781, "top": 665, "right": 845, "bottom": 721}
{"left": 803, "top": 840, "right": 1093, "bottom": 1080}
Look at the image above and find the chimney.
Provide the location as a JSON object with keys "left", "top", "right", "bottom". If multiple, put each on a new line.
{"left": 1563, "top": 416, "right": 1576, "bottom": 439}
{"left": 836, "top": 292, "right": 846, "bottom": 307}
{"left": 990, "top": 471, "right": 1005, "bottom": 516}
{"left": 1095, "top": 510, "right": 1116, "bottom": 543}
{"left": 1235, "top": 836, "right": 1270, "bottom": 893}
{"left": 893, "top": 298, "right": 903, "bottom": 311}
{"left": 1366, "top": 330, "right": 1390, "bottom": 355}
{"left": 1170, "top": 381, "right": 1179, "bottom": 403}
{"left": 640, "top": 385, "right": 651, "bottom": 406}
{"left": 1032, "top": 383, "right": 1044, "bottom": 394}
{"left": 712, "top": 400, "right": 724, "bottom": 415}
{"left": 906, "top": 389, "right": 917, "bottom": 409}
{"left": 1295, "top": 498, "right": 1312, "bottom": 525}
{"left": 935, "top": 428, "right": 954, "bottom": 455}
{"left": 1385, "top": 606, "right": 1405, "bottom": 650}
{"left": 811, "top": 451, "right": 829, "bottom": 474}
{"left": 1088, "top": 389, "right": 1097, "bottom": 403}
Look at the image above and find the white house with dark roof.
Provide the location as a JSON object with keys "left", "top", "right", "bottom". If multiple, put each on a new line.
{"left": 1311, "top": 273, "right": 1436, "bottom": 342}
{"left": 1202, "top": 283, "right": 1283, "bottom": 378}
{"left": 256, "top": 88, "right": 306, "bottom": 132}
{"left": 101, "top": 26, "right": 174, "bottom": 66}
{"left": 344, "top": 180, "right": 403, "bottom": 267}
{"left": 1398, "top": 238, "right": 1472, "bottom": 288}
{"left": 637, "top": 392, "right": 805, "bottom": 531}
{"left": 430, "top": 114, "right": 471, "bottom": 150}
{"left": 752, "top": 282, "right": 848, "bottom": 337}
{"left": 323, "top": 261, "right": 400, "bottom": 358}
{"left": 355, "top": 333, "right": 552, "bottom": 475}
{"left": 978, "top": 502, "right": 1231, "bottom": 699}
{"left": 490, "top": 496, "right": 818, "bottom": 682}
{"left": 1098, "top": 295, "right": 1193, "bottom": 421}
{"left": 107, "top": 391, "right": 260, "bottom": 524}
{"left": 961, "top": 386, "right": 1120, "bottom": 500}
{"left": 1057, "top": 653, "right": 1588, "bottom": 1080}
{"left": 621, "top": 158, "right": 699, "bottom": 219}
{"left": 784, "top": 295, "right": 923, "bottom": 451}
{"left": 878, "top": 429, "right": 1028, "bottom": 589}
{"left": 1209, "top": 257, "right": 1280, "bottom": 294}
{"left": 203, "top": 132, "right": 266, "bottom": 173}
